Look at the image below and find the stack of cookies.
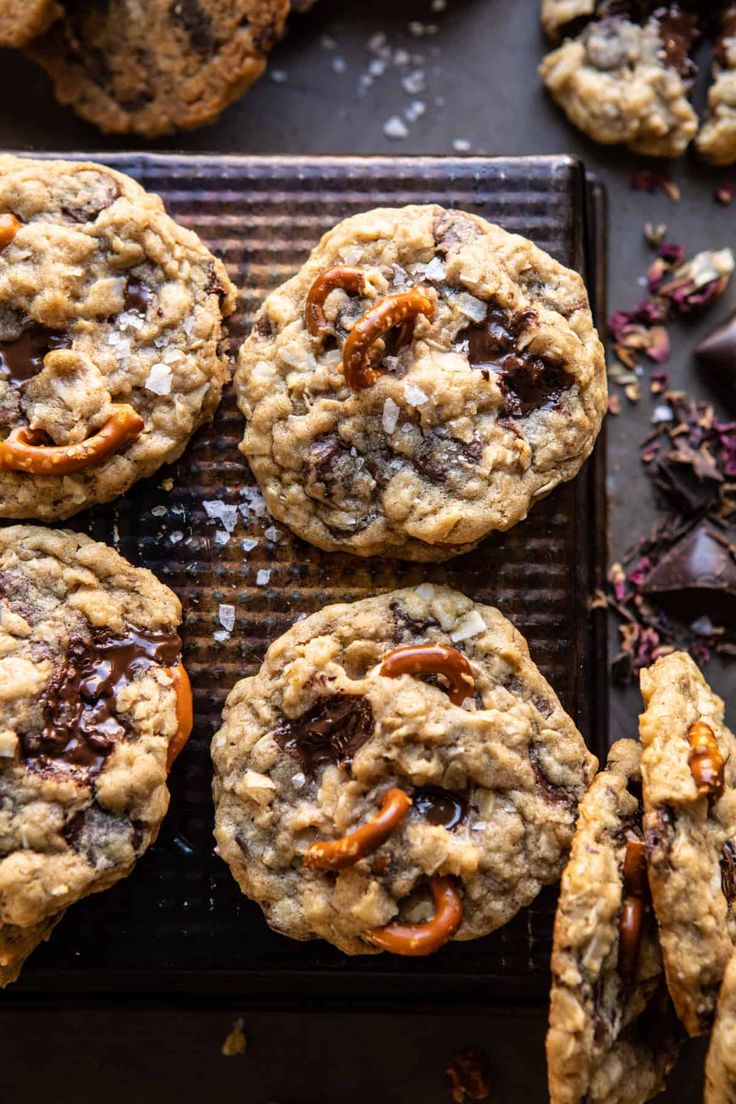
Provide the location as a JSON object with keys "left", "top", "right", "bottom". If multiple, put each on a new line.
{"left": 0, "top": 154, "right": 609, "bottom": 985}
{"left": 548, "top": 652, "right": 736, "bottom": 1103}
{"left": 0, "top": 0, "right": 312, "bottom": 137}
{"left": 540, "top": 1, "right": 736, "bottom": 164}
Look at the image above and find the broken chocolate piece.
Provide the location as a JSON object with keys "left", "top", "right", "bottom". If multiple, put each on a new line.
{"left": 273, "top": 694, "right": 375, "bottom": 776}
{"left": 0, "top": 325, "right": 72, "bottom": 386}
{"left": 412, "top": 786, "right": 467, "bottom": 830}
{"left": 642, "top": 521, "right": 736, "bottom": 628}
{"left": 695, "top": 307, "right": 736, "bottom": 416}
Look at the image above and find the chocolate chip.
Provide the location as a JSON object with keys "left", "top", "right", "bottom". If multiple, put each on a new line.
{"left": 62, "top": 802, "right": 143, "bottom": 865}
{"left": 529, "top": 749, "right": 576, "bottom": 808}
{"left": 432, "top": 211, "right": 481, "bottom": 251}
{"left": 695, "top": 306, "right": 736, "bottom": 416}
{"left": 23, "top": 626, "right": 182, "bottom": 774}
{"left": 254, "top": 313, "right": 273, "bottom": 339}
{"left": 460, "top": 303, "right": 572, "bottom": 418}
{"left": 273, "top": 694, "right": 375, "bottom": 777}
{"left": 642, "top": 521, "right": 736, "bottom": 629}
{"left": 0, "top": 325, "right": 71, "bottom": 386}
{"left": 532, "top": 694, "right": 554, "bottom": 718}
{"left": 413, "top": 434, "right": 483, "bottom": 485}
{"left": 60, "top": 173, "right": 121, "bottom": 222}
{"left": 721, "top": 839, "right": 736, "bottom": 905}
{"left": 645, "top": 805, "right": 676, "bottom": 867}
{"left": 123, "top": 277, "right": 153, "bottom": 316}
{"left": 389, "top": 600, "right": 437, "bottom": 643}
{"left": 412, "top": 786, "right": 468, "bottom": 830}
{"left": 169, "top": 0, "right": 215, "bottom": 56}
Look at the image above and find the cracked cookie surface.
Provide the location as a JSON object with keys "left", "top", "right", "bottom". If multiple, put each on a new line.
{"left": 547, "top": 739, "right": 680, "bottom": 1104}
{"left": 639, "top": 651, "right": 736, "bottom": 1036}
{"left": 0, "top": 155, "right": 235, "bottom": 521}
{"left": 0, "top": 525, "right": 187, "bottom": 984}
{"left": 539, "top": 7, "right": 699, "bottom": 157}
{"left": 0, "top": 0, "right": 59, "bottom": 46}
{"left": 29, "top": 0, "right": 290, "bottom": 137}
{"left": 211, "top": 585, "right": 597, "bottom": 956}
{"left": 235, "top": 204, "right": 606, "bottom": 562}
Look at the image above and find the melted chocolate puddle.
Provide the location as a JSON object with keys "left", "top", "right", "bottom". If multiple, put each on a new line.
{"left": 273, "top": 693, "right": 375, "bottom": 777}
{"left": 460, "top": 303, "right": 571, "bottom": 417}
{"left": 412, "top": 786, "right": 467, "bottom": 829}
{"left": 22, "top": 626, "right": 181, "bottom": 772}
{"left": 0, "top": 325, "right": 71, "bottom": 385}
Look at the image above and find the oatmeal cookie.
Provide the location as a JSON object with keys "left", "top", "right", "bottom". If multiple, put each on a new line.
{"left": 29, "top": 0, "right": 290, "bottom": 137}
{"left": 0, "top": 0, "right": 59, "bottom": 46}
{"left": 697, "top": 6, "right": 736, "bottom": 165}
{"left": 235, "top": 204, "right": 606, "bottom": 562}
{"left": 211, "top": 585, "right": 597, "bottom": 956}
{"left": 0, "top": 155, "right": 235, "bottom": 521}
{"left": 639, "top": 651, "right": 736, "bottom": 1036}
{"left": 547, "top": 739, "right": 680, "bottom": 1104}
{"left": 539, "top": 7, "right": 699, "bottom": 157}
{"left": 705, "top": 951, "right": 736, "bottom": 1104}
{"left": 0, "top": 525, "right": 193, "bottom": 984}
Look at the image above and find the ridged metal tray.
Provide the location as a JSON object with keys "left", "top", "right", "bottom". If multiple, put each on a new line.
{"left": 7, "top": 154, "right": 607, "bottom": 1000}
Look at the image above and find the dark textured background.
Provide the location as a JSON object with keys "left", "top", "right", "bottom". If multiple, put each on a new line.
{"left": 0, "top": 0, "right": 733, "bottom": 1098}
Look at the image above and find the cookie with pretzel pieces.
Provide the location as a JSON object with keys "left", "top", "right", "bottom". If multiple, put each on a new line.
{"left": 0, "top": 154, "right": 235, "bottom": 521}
{"left": 639, "top": 651, "right": 736, "bottom": 1036}
{"left": 0, "top": 525, "right": 193, "bottom": 985}
{"left": 211, "top": 585, "right": 597, "bottom": 956}
{"left": 235, "top": 204, "right": 606, "bottom": 562}
{"left": 547, "top": 739, "right": 682, "bottom": 1104}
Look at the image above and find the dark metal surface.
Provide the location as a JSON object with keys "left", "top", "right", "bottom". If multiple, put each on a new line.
{"left": 5, "top": 153, "right": 605, "bottom": 1002}
{"left": 0, "top": 0, "right": 729, "bottom": 1099}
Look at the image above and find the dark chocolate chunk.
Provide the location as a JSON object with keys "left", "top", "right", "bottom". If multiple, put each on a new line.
{"left": 273, "top": 694, "right": 375, "bottom": 777}
{"left": 645, "top": 805, "right": 676, "bottom": 867}
{"left": 460, "top": 303, "right": 572, "bottom": 418}
{"left": 389, "top": 600, "right": 437, "bottom": 643}
{"left": 651, "top": 444, "right": 723, "bottom": 514}
{"left": 651, "top": 6, "right": 699, "bottom": 81}
{"left": 695, "top": 307, "right": 736, "bottom": 416}
{"left": 413, "top": 434, "right": 483, "bottom": 485}
{"left": 412, "top": 786, "right": 467, "bottom": 830}
{"left": 0, "top": 325, "right": 71, "bottom": 386}
{"left": 642, "top": 521, "right": 736, "bottom": 628}
{"left": 722, "top": 839, "right": 736, "bottom": 905}
{"left": 63, "top": 803, "right": 143, "bottom": 865}
{"left": 529, "top": 748, "right": 576, "bottom": 808}
{"left": 22, "top": 625, "right": 182, "bottom": 772}
{"left": 169, "top": 0, "right": 215, "bottom": 56}
{"left": 123, "top": 277, "right": 153, "bottom": 316}
{"left": 60, "top": 173, "right": 121, "bottom": 223}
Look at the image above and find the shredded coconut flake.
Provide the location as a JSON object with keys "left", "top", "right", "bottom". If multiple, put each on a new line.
{"left": 450, "top": 610, "right": 486, "bottom": 642}
{"left": 415, "top": 583, "right": 435, "bottom": 600}
{"left": 382, "top": 397, "right": 400, "bottom": 434}
{"left": 404, "top": 382, "right": 429, "bottom": 407}
{"left": 144, "top": 363, "right": 172, "bottom": 394}
{"left": 218, "top": 604, "right": 236, "bottom": 632}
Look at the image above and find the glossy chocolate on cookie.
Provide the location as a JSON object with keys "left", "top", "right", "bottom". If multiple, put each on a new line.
{"left": 412, "top": 786, "right": 467, "bottom": 829}
{"left": 273, "top": 693, "right": 375, "bottom": 776}
{"left": 21, "top": 625, "right": 181, "bottom": 771}
{"left": 0, "top": 326, "right": 71, "bottom": 386}
{"left": 461, "top": 303, "right": 572, "bottom": 418}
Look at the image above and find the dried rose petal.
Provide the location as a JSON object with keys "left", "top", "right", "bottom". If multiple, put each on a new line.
{"left": 715, "top": 184, "right": 734, "bottom": 206}
{"left": 447, "top": 1050, "right": 490, "bottom": 1103}
{"left": 630, "top": 172, "right": 680, "bottom": 202}
{"left": 651, "top": 371, "right": 669, "bottom": 394}
{"left": 644, "top": 221, "right": 667, "bottom": 248}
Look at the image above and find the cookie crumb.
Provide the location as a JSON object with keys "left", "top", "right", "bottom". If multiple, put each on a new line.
{"left": 221, "top": 1018, "right": 247, "bottom": 1057}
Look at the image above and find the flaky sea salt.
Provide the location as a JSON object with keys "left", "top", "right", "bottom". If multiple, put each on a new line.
{"left": 264, "top": 526, "right": 282, "bottom": 543}
{"left": 402, "top": 69, "right": 426, "bottom": 94}
{"left": 453, "top": 138, "right": 472, "bottom": 152}
{"left": 382, "top": 397, "right": 400, "bottom": 434}
{"left": 332, "top": 55, "right": 347, "bottom": 73}
{"left": 450, "top": 610, "right": 486, "bottom": 642}
{"left": 214, "top": 530, "right": 230, "bottom": 546}
{"left": 384, "top": 115, "right": 409, "bottom": 140}
{"left": 241, "top": 538, "right": 259, "bottom": 554}
{"left": 454, "top": 291, "right": 487, "bottom": 323}
{"left": 213, "top": 630, "right": 230, "bottom": 643}
{"left": 144, "top": 362, "right": 172, "bottom": 395}
{"left": 404, "top": 100, "right": 426, "bottom": 123}
{"left": 270, "top": 69, "right": 288, "bottom": 83}
{"left": 404, "top": 382, "right": 429, "bottom": 407}
{"left": 424, "top": 256, "right": 446, "bottom": 282}
{"left": 218, "top": 604, "right": 235, "bottom": 632}
{"left": 415, "top": 583, "right": 435, "bottom": 600}
{"left": 151, "top": 505, "right": 166, "bottom": 517}
{"left": 240, "top": 485, "right": 268, "bottom": 518}
{"left": 256, "top": 569, "right": 271, "bottom": 587}
{"left": 292, "top": 772, "right": 306, "bottom": 789}
{"left": 204, "top": 500, "right": 238, "bottom": 533}
{"left": 169, "top": 531, "right": 183, "bottom": 544}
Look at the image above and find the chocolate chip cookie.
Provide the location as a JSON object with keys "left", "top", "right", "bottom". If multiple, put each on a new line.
{"left": 547, "top": 739, "right": 681, "bottom": 1104}
{"left": 639, "top": 651, "right": 736, "bottom": 1036}
{"left": 211, "top": 585, "right": 597, "bottom": 956}
{"left": 0, "top": 155, "right": 235, "bottom": 521}
{"left": 235, "top": 204, "right": 606, "bottom": 562}
{"left": 539, "top": 6, "right": 700, "bottom": 157}
{"left": 30, "top": 0, "right": 291, "bottom": 137}
{"left": 698, "top": 6, "right": 736, "bottom": 165}
{"left": 706, "top": 951, "right": 736, "bottom": 1104}
{"left": 0, "top": 525, "right": 193, "bottom": 985}
{"left": 0, "top": 0, "right": 59, "bottom": 46}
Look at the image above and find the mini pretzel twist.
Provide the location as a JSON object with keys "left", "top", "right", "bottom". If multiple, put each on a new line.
{"left": 303, "top": 787, "right": 412, "bottom": 871}
{"left": 342, "top": 288, "right": 435, "bottom": 390}
{"left": 0, "top": 405, "right": 144, "bottom": 475}
{"left": 305, "top": 266, "right": 368, "bottom": 338}
{"left": 380, "top": 643, "right": 475, "bottom": 707}
{"left": 0, "top": 213, "right": 20, "bottom": 251}
{"left": 364, "top": 875, "right": 463, "bottom": 956}
{"left": 165, "top": 664, "right": 194, "bottom": 770}
{"left": 618, "top": 838, "right": 648, "bottom": 983}
{"left": 688, "top": 720, "right": 726, "bottom": 802}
